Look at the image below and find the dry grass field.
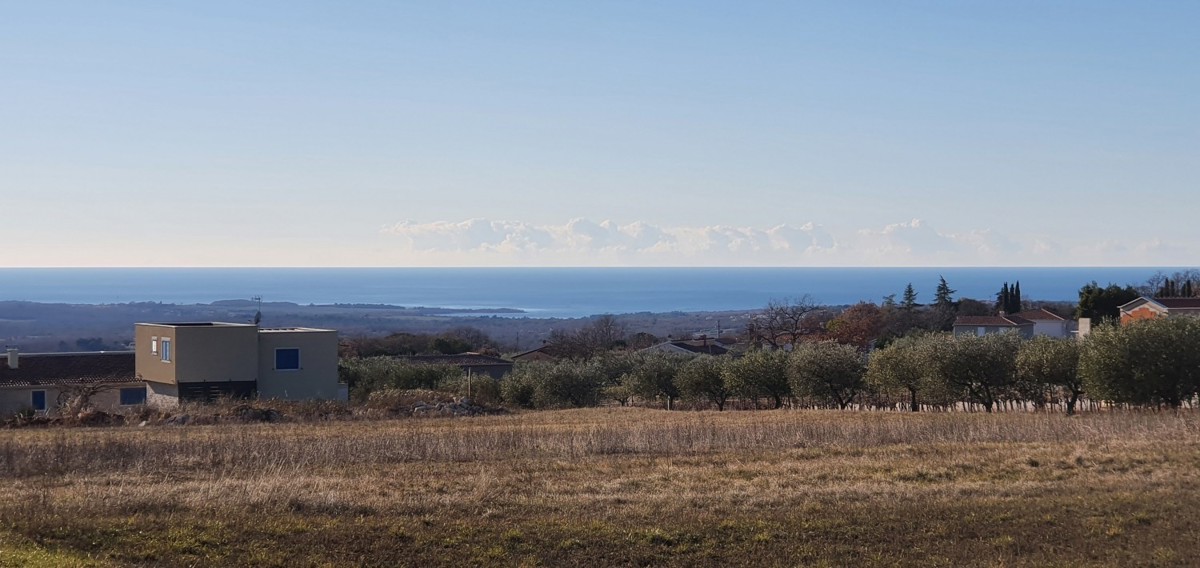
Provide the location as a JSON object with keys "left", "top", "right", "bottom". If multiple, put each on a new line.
{"left": 2, "top": 408, "right": 1199, "bottom": 567}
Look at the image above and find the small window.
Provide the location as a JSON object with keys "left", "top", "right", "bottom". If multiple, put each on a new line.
{"left": 275, "top": 348, "right": 300, "bottom": 371}
{"left": 31, "top": 390, "right": 46, "bottom": 412}
{"left": 161, "top": 339, "right": 172, "bottom": 362}
{"left": 120, "top": 387, "right": 147, "bottom": 406}
{"left": 151, "top": 337, "right": 158, "bottom": 355}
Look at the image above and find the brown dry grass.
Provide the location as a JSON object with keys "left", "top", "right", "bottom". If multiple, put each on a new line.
{"left": 2, "top": 408, "right": 1199, "bottom": 567}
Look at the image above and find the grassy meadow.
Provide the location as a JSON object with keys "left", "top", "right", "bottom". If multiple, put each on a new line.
{"left": 2, "top": 408, "right": 1199, "bottom": 567}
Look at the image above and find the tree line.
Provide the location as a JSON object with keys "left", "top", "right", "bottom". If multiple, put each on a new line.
{"left": 342, "top": 316, "right": 1200, "bottom": 414}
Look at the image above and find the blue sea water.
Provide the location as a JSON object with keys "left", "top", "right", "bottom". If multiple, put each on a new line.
{"left": 0, "top": 267, "right": 1178, "bottom": 319}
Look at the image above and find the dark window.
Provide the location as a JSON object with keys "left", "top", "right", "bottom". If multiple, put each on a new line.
{"left": 31, "top": 390, "right": 46, "bottom": 411}
{"left": 120, "top": 387, "right": 147, "bottom": 405}
{"left": 275, "top": 348, "right": 300, "bottom": 370}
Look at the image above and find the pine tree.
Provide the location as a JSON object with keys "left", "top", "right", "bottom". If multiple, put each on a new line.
{"left": 902, "top": 283, "right": 918, "bottom": 311}
{"left": 934, "top": 276, "right": 956, "bottom": 309}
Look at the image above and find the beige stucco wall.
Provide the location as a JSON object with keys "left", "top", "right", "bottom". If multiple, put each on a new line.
{"left": 256, "top": 330, "right": 340, "bottom": 400}
{"left": 0, "top": 384, "right": 146, "bottom": 417}
{"left": 135, "top": 324, "right": 177, "bottom": 384}
{"left": 175, "top": 325, "right": 259, "bottom": 383}
{"left": 137, "top": 324, "right": 259, "bottom": 384}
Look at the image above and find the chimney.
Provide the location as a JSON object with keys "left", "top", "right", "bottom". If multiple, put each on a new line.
{"left": 6, "top": 347, "right": 17, "bottom": 370}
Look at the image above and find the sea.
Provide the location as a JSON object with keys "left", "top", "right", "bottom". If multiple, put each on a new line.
{"left": 0, "top": 267, "right": 1179, "bottom": 319}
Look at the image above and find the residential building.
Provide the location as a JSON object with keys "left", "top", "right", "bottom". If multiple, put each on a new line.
{"left": 0, "top": 349, "right": 142, "bottom": 416}
{"left": 1014, "top": 308, "right": 1071, "bottom": 338}
{"left": 398, "top": 353, "right": 513, "bottom": 380}
{"left": 951, "top": 315, "right": 1035, "bottom": 339}
{"left": 134, "top": 322, "right": 343, "bottom": 405}
{"left": 511, "top": 345, "right": 558, "bottom": 362}
{"left": 1118, "top": 297, "right": 1200, "bottom": 325}
{"left": 641, "top": 340, "right": 729, "bottom": 356}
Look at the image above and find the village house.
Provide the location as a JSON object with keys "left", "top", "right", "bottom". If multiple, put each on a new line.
{"left": 1013, "top": 308, "right": 1072, "bottom": 338}
{"left": 397, "top": 353, "right": 514, "bottom": 380}
{"left": 640, "top": 339, "right": 729, "bottom": 356}
{"left": 951, "top": 314, "right": 1035, "bottom": 339}
{"left": 511, "top": 344, "right": 558, "bottom": 362}
{"left": 134, "top": 322, "right": 344, "bottom": 406}
{"left": 1118, "top": 297, "right": 1200, "bottom": 325}
{"left": 0, "top": 349, "right": 141, "bottom": 416}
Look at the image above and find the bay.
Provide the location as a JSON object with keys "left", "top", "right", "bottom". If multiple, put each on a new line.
{"left": 0, "top": 267, "right": 1178, "bottom": 319}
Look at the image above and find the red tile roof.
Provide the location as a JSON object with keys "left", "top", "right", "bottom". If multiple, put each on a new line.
{"left": 0, "top": 352, "right": 138, "bottom": 387}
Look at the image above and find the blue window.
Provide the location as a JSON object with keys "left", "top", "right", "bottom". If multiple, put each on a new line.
{"left": 275, "top": 348, "right": 300, "bottom": 371}
{"left": 31, "top": 390, "right": 46, "bottom": 411}
{"left": 161, "top": 339, "right": 172, "bottom": 362}
{"left": 120, "top": 387, "right": 146, "bottom": 406}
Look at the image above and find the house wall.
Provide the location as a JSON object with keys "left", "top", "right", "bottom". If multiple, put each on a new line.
{"left": 146, "top": 381, "right": 180, "bottom": 408}
{"left": 1, "top": 384, "right": 146, "bottom": 417}
{"left": 1031, "top": 321, "right": 1068, "bottom": 338}
{"left": 256, "top": 330, "right": 341, "bottom": 400}
{"left": 464, "top": 365, "right": 512, "bottom": 381}
{"left": 174, "top": 325, "right": 259, "bottom": 384}
{"left": 952, "top": 326, "right": 1034, "bottom": 339}
{"left": 1121, "top": 306, "right": 1163, "bottom": 325}
{"left": 135, "top": 324, "right": 177, "bottom": 384}
{"left": 0, "top": 387, "right": 46, "bottom": 416}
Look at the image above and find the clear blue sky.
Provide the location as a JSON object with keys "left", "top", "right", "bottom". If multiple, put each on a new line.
{"left": 3, "top": 1, "right": 1197, "bottom": 266}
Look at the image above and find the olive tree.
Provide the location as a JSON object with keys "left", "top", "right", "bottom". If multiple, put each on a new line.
{"left": 865, "top": 333, "right": 938, "bottom": 411}
{"left": 500, "top": 361, "right": 602, "bottom": 409}
{"left": 1015, "top": 336, "right": 1084, "bottom": 414}
{"left": 788, "top": 341, "right": 867, "bottom": 409}
{"left": 1080, "top": 317, "right": 1200, "bottom": 408}
{"left": 676, "top": 355, "right": 732, "bottom": 410}
{"left": 723, "top": 348, "right": 792, "bottom": 409}
{"left": 926, "top": 332, "right": 1020, "bottom": 412}
{"left": 625, "top": 352, "right": 688, "bottom": 410}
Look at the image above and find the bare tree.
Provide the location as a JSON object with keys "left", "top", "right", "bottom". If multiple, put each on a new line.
{"left": 545, "top": 315, "right": 627, "bottom": 360}
{"left": 56, "top": 383, "right": 118, "bottom": 417}
{"left": 746, "top": 296, "right": 824, "bottom": 349}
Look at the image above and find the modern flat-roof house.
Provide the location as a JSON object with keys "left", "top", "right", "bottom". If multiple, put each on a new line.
{"left": 0, "top": 349, "right": 142, "bottom": 416}
{"left": 1118, "top": 297, "right": 1200, "bottom": 325}
{"left": 951, "top": 315, "right": 1035, "bottom": 339}
{"left": 135, "top": 323, "right": 343, "bottom": 405}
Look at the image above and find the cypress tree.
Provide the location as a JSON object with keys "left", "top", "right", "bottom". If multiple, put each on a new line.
{"left": 996, "top": 282, "right": 1010, "bottom": 314}
{"left": 1012, "top": 281, "right": 1022, "bottom": 313}
{"left": 1184, "top": 280, "right": 1194, "bottom": 298}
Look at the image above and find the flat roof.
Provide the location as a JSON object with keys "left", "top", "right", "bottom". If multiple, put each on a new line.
{"left": 259, "top": 327, "right": 335, "bottom": 333}
{"left": 139, "top": 322, "right": 257, "bottom": 328}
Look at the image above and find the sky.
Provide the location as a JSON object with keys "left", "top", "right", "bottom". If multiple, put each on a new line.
{"left": 2, "top": 1, "right": 1197, "bottom": 267}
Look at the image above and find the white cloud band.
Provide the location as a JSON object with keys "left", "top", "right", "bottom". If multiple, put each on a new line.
{"left": 377, "top": 217, "right": 1189, "bottom": 266}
